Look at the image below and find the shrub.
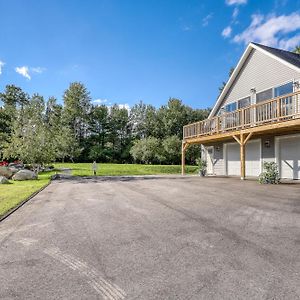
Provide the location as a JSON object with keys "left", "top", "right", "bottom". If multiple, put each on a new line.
{"left": 196, "top": 158, "right": 207, "bottom": 176}
{"left": 259, "top": 162, "right": 280, "bottom": 184}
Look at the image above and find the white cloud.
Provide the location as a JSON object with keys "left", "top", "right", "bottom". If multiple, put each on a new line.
{"left": 15, "top": 65, "right": 46, "bottom": 80}
{"left": 226, "top": 0, "right": 247, "bottom": 5}
{"left": 233, "top": 13, "right": 300, "bottom": 50}
{"left": 118, "top": 104, "right": 130, "bottom": 111}
{"left": 222, "top": 26, "right": 232, "bottom": 38}
{"left": 202, "top": 13, "right": 213, "bottom": 27}
{"left": 232, "top": 7, "right": 239, "bottom": 19}
{"left": 182, "top": 25, "right": 192, "bottom": 31}
{"left": 93, "top": 98, "right": 108, "bottom": 105}
{"left": 0, "top": 61, "right": 5, "bottom": 75}
{"left": 93, "top": 99, "right": 130, "bottom": 111}
{"left": 15, "top": 66, "right": 31, "bottom": 80}
{"left": 31, "top": 67, "right": 46, "bottom": 74}
{"left": 278, "top": 34, "right": 300, "bottom": 50}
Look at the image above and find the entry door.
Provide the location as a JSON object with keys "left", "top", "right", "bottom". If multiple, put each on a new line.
{"left": 278, "top": 136, "right": 300, "bottom": 179}
{"left": 206, "top": 147, "right": 214, "bottom": 175}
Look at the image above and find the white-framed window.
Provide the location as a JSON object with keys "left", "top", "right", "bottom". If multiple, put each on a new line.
{"left": 274, "top": 81, "right": 293, "bottom": 97}
{"left": 256, "top": 88, "right": 273, "bottom": 103}
{"left": 238, "top": 96, "right": 251, "bottom": 109}
{"left": 224, "top": 102, "right": 237, "bottom": 112}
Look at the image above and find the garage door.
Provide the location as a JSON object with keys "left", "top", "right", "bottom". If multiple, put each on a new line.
{"left": 278, "top": 136, "right": 300, "bottom": 179}
{"left": 226, "top": 139, "right": 261, "bottom": 177}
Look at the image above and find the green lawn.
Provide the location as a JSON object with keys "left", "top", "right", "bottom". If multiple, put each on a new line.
{"left": 54, "top": 163, "right": 198, "bottom": 176}
{"left": 0, "top": 172, "right": 53, "bottom": 218}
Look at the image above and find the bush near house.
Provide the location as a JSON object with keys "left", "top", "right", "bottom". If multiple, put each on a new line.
{"left": 259, "top": 162, "right": 280, "bottom": 184}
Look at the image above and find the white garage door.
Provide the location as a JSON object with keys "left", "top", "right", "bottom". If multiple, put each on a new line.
{"left": 278, "top": 136, "right": 300, "bottom": 179}
{"left": 226, "top": 139, "right": 261, "bottom": 177}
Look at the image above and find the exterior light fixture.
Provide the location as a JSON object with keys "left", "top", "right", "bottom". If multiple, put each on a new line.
{"left": 293, "top": 81, "right": 300, "bottom": 89}
{"left": 250, "top": 87, "right": 256, "bottom": 93}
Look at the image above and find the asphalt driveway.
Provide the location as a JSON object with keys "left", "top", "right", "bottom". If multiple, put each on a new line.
{"left": 0, "top": 176, "right": 299, "bottom": 300}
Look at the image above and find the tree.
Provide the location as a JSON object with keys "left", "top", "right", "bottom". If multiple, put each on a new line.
{"left": 63, "top": 82, "right": 92, "bottom": 157}
{"left": 108, "top": 105, "right": 131, "bottom": 162}
{"left": 3, "top": 94, "right": 54, "bottom": 169}
{"left": 0, "top": 85, "right": 29, "bottom": 157}
{"left": 158, "top": 98, "right": 189, "bottom": 138}
{"left": 218, "top": 67, "right": 235, "bottom": 95}
{"left": 130, "top": 137, "right": 161, "bottom": 164}
{"left": 293, "top": 46, "right": 300, "bottom": 54}
{"left": 161, "top": 135, "right": 181, "bottom": 164}
{"left": 45, "top": 97, "right": 76, "bottom": 162}
{"left": 87, "top": 105, "right": 110, "bottom": 161}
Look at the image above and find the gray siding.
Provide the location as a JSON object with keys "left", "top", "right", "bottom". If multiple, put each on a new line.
{"left": 261, "top": 136, "right": 275, "bottom": 162}
{"left": 218, "top": 49, "right": 300, "bottom": 112}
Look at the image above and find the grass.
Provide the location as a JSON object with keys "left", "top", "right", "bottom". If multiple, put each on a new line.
{"left": 0, "top": 163, "right": 198, "bottom": 218}
{"left": 54, "top": 163, "right": 198, "bottom": 176}
{"left": 0, "top": 171, "right": 54, "bottom": 218}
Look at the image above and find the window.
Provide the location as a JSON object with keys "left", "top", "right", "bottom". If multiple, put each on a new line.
{"left": 256, "top": 88, "right": 273, "bottom": 103}
{"left": 238, "top": 96, "right": 251, "bottom": 109}
{"left": 224, "top": 102, "right": 237, "bottom": 112}
{"left": 274, "top": 82, "right": 293, "bottom": 97}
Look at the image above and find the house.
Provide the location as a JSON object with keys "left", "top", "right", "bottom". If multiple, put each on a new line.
{"left": 182, "top": 42, "right": 300, "bottom": 180}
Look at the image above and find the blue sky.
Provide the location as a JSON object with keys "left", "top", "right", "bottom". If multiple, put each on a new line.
{"left": 0, "top": 0, "right": 300, "bottom": 109}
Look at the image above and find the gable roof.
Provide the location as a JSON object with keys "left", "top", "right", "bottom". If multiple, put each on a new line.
{"left": 209, "top": 42, "right": 300, "bottom": 118}
{"left": 252, "top": 43, "right": 300, "bottom": 69}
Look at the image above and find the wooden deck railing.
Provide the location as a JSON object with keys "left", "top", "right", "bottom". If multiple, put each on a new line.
{"left": 183, "top": 90, "right": 300, "bottom": 140}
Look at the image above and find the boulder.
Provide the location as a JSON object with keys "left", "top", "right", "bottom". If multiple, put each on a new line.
{"left": 8, "top": 163, "right": 24, "bottom": 170}
{"left": 8, "top": 167, "right": 19, "bottom": 174}
{"left": 0, "top": 175, "right": 9, "bottom": 184}
{"left": 0, "top": 166, "right": 13, "bottom": 179}
{"left": 12, "top": 170, "right": 37, "bottom": 181}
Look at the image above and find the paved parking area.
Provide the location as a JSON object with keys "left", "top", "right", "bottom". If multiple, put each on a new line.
{"left": 0, "top": 176, "right": 299, "bottom": 299}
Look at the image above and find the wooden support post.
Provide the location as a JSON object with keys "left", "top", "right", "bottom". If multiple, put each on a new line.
{"left": 233, "top": 132, "right": 253, "bottom": 180}
{"left": 240, "top": 133, "right": 245, "bottom": 180}
{"left": 182, "top": 142, "right": 188, "bottom": 175}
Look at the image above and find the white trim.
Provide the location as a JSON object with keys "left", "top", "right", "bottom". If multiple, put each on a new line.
{"left": 209, "top": 43, "right": 300, "bottom": 118}
{"left": 275, "top": 133, "right": 300, "bottom": 179}
{"left": 206, "top": 146, "right": 214, "bottom": 175}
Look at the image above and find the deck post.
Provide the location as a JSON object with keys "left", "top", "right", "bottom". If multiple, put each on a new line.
{"left": 240, "top": 133, "right": 245, "bottom": 180}
{"left": 182, "top": 142, "right": 186, "bottom": 175}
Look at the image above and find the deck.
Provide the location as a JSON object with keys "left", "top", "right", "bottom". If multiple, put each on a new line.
{"left": 181, "top": 90, "right": 300, "bottom": 178}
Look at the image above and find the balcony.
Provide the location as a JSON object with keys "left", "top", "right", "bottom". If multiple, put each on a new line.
{"left": 181, "top": 90, "right": 300, "bottom": 177}
{"left": 183, "top": 90, "right": 300, "bottom": 144}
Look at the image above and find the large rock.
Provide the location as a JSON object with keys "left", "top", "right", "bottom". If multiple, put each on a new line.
{"left": 0, "top": 175, "right": 9, "bottom": 184}
{"left": 12, "top": 170, "right": 37, "bottom": 181}
{"left": 8, "top": 167, "right": 19, "bottom": 174}
{"left": 8, "top": 163, "right": 24, "bottom": 170}
{"left": 0, "top": 166, "right": 13, "bottom": 179}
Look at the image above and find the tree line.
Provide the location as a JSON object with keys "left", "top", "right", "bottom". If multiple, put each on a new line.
{"left": 0, "top": 82, "right": 210, "bottom": 166}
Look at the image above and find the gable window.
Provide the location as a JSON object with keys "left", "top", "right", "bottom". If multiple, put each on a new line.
{"left": 225, "top": 102, "right": 237, "bottom": 112}
{"left": 256, "top": 88, "right": 273, "bottom": 103}
{"left": 238, "top": 96, "right": 251, "bottom": 109}
{"left": 274, "top": 82, "right": 293, "bottom": 97}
